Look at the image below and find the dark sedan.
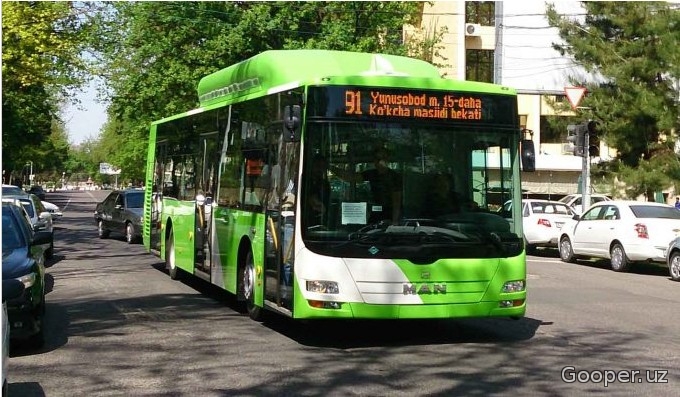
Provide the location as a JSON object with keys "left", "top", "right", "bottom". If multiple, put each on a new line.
{"left": 27, "top": 186, "right": 46, "bottom": 201}
{"left": 94, "top": 189, "right": 144, "bottom": 244}
{"left": 2, "top": 202, "right": 52, "bottom": 346}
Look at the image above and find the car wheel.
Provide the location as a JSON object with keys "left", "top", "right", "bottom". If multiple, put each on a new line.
{"left": 524, "top": 237, "right": 536, "bottom": 255}
{"left": 610, "top": 243, "right": 631, "bottom": 272}
{"left": 242, "top": 251, "right": 262, "bottom": 321}
{"left": 166, "top": 229, "right": 181, "bottom": 280}
{"left": 98, "top": 220, "right": 109, "bottom": 239}
{"left": 46, "top": 236, "right": 54, "bottom": 259}
{"left": 30, "top": 302, "right": 45, "bottom": 348}
{"left": 125, "top": 222, "right": 135, "bottom": 244}
{"left": 668, "top": 252, "right": 680, "bottom": 281}
{"left": 559, "top": 236, "right": 576, "bottom": 263}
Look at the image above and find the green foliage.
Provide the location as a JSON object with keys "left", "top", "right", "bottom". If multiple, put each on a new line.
{"left": 88, "top": 2, "right": 427, "bottom": 183}
{"left": 546, "top": 2, "right": 680, "bottom": 195}
{"left": 2, "top": 1, "right": 97, "bottom": 181}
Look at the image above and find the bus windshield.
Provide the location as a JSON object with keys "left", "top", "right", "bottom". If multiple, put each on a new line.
{"left": 300, "top": 120, "right": 521, "bottom": 258}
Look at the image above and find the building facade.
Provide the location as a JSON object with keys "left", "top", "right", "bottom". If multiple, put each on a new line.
{"left": 408, "top": 1, "right": 613, "bottom": 198}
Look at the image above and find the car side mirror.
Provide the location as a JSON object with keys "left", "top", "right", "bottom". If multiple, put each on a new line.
{"left": 2, "top": 279, "right": 25, "bottom": 302}
{"left": 572, "top": 214, "right": 580, "bottom": 221}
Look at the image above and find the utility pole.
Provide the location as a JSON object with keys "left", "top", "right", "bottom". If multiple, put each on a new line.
{"left": 493, "top": 1, "right": 504, "bottom": 84}
{"left": 581, "top": 130, "right": 590, "bottom": 214}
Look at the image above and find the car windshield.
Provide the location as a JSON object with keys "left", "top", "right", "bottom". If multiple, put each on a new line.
{"left": 299, "top": 120, "right": 522, "bottom": 259}
{"left": 125, "top": 192, "right": 144, "bottom": 208}
{"left": 2, "top": 185, "right": 24, "bottom": 196}
{"left": 2, "top": 209, "right": 25, "bottom": 250}
{"left": 557, "top": 195, "right": 574, "bottom": 204}
{"left": 16, "top": 198, "right": 35, "bottom": 217}
{"left": 530, "top": 202, "right": 573, "bottom": 215}
{"left": 630, "top": 205, "right": 680, "bottom": 219}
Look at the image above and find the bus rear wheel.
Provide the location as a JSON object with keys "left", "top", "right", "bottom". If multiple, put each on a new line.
{"left": 243, "top": 251, "right": 262, "bottom": 321}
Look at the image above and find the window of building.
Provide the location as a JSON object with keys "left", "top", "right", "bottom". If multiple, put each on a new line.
{"left": 466, "top": 49, "right": 494, "bottom": 83}
{"left": 519, "top": 115, "right": 528, "bottom": 130}
{"left": 466, "top": 2, "right": 495, "bottom": 25}
{"left": 540, "top": 115, "right": 571, "bottom": 144}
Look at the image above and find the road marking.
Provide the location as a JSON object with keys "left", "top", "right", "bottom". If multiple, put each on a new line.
{"left": 62, "top": 198, "right": 72, "bottom": 211}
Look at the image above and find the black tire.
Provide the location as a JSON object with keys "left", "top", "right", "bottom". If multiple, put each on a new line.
{"left": 559, "top": 236, "right": 576, "bottom": 263}
{"left": 166, "top": 229, "right": 181, "bottom": 280}
{"left": 669, "top": 252, "right": 680, "bottom": 282}
{"left": 610, "top": 243, "right": 631, "bottom": 272}
{"left": 45, "top": 236, "right": 54, "bottom": 259}
{"left": 98, "top": 219, "right": 109, "bottom": 239}
{"left": 524, "top": 237, "right": 536, "bottom": 255}
{"left": 125, "top": 222, "right": 135, "bottom": 244}
{"left": 243, "top": 251, "right": 262, "bottom": 321}
{"left": 29, "top": 301, "right": 45, "bottom": 348}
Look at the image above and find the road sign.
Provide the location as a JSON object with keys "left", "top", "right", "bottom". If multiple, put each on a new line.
{"left": 99, "top": 163, "right": 121, "bottom": 175}
{"left": 565, "top": 87, "right": 587, "bottom": 110}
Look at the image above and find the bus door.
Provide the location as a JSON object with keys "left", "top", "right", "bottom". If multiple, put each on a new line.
{"left": 264, "top": 139, "right": 300, "bottom": 312}
{"left": 150, "top": 141, "right": 168, "bottom": 253}
{"left": 194, "top": 132, "right": 220, "bottom": 275}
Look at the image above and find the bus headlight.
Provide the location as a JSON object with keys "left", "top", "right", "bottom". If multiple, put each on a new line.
{"left": 306, "top": 280, "right": 339, "bottom": 294}
{"left": 502, "top": 280, "right": 525, "bottom": 293}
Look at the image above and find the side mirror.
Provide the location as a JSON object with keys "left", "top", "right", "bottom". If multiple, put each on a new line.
{"left": 520, "top": 139, "right": 536, "bottom": 172}
{"left": 196, "top": 193, "right": 206, "bottom": 206}
{"left": 2, "top": 279, "right": 25, "bottom": 302}
{"left": 283, "top": 105, "right": 301, "bottom": 142}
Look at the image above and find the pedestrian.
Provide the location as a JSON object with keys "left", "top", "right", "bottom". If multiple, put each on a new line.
{"left": 675, "top": 197, "right": 680, "bottom": 210}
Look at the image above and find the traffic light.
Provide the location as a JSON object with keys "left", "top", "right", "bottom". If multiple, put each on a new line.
{"left": 587, "top": 120, "right": 600, "bottom": 157}
{"left": 566, "top": 123, "right": 586, "bottom": 157}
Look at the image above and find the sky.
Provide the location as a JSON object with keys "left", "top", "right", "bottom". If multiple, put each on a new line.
{"left": 61, "top": 1, "right": 585, "bottom": 145}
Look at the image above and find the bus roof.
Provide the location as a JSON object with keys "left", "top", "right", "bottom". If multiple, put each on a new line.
{"left": 197, "top": 49, "right": 444, "bottom": 107}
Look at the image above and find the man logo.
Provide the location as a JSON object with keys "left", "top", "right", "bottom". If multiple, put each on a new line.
{"left": 403, "top": 283, "right": 447, "bottom": 295}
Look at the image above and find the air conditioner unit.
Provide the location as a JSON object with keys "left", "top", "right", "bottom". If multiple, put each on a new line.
{"left": 465, "top": 23, "right": 481, "bottom": 36}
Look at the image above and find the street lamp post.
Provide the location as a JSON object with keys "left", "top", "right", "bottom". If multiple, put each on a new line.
{"left": 25, "top": 161, "right": 33, "bottom": 186}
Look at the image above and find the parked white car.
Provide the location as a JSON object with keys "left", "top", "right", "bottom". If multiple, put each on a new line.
{"left": 558, "top": 193, "right": 612, "bottom": 215}
{"left": 42, "top": 200, "right": 63, "bottom": 221}
{"left": 558, "top": 201, "right": 680, "bottom": 272}
{"left": 501, "top": 199, "right": 575, "bottom": 253}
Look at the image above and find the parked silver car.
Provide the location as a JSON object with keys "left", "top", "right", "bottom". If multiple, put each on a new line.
{"left": 665, "top": 237, "right": 680, "bottom": 282}
{"left": 2, "top": 194, "right": 54, "bottom": 258}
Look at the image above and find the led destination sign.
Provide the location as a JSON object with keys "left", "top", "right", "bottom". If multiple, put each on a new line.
{"left": 307, "top": 87, "right": 516, "bottom": 125}
{"left": 345, "top": 90, "right": 482, "bottom": 120}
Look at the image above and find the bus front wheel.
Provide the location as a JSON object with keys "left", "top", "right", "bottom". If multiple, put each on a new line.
{"left": 166, "top": 230, "right": 181, "bottom": 280}
{"left": 243, "top": 251, "right": 262, "bottom": 321}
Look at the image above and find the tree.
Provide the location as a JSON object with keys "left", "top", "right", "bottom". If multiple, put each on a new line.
{"left": 2, "top": 2, "right": 97, "bottom": 181}
{"left": 546, "top": 2, "right": 680, "bottom": 200}
{"left": 91, "top": 2, "right": 426, "bottom": 179}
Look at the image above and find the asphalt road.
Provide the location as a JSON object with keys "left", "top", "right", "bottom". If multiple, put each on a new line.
{"left": 7, "top": 190, "right": 680, "bottom": 396}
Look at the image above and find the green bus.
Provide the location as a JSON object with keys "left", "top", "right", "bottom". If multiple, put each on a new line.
{"left": 143, "top": 49, "right": 533, "bottom": 321}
